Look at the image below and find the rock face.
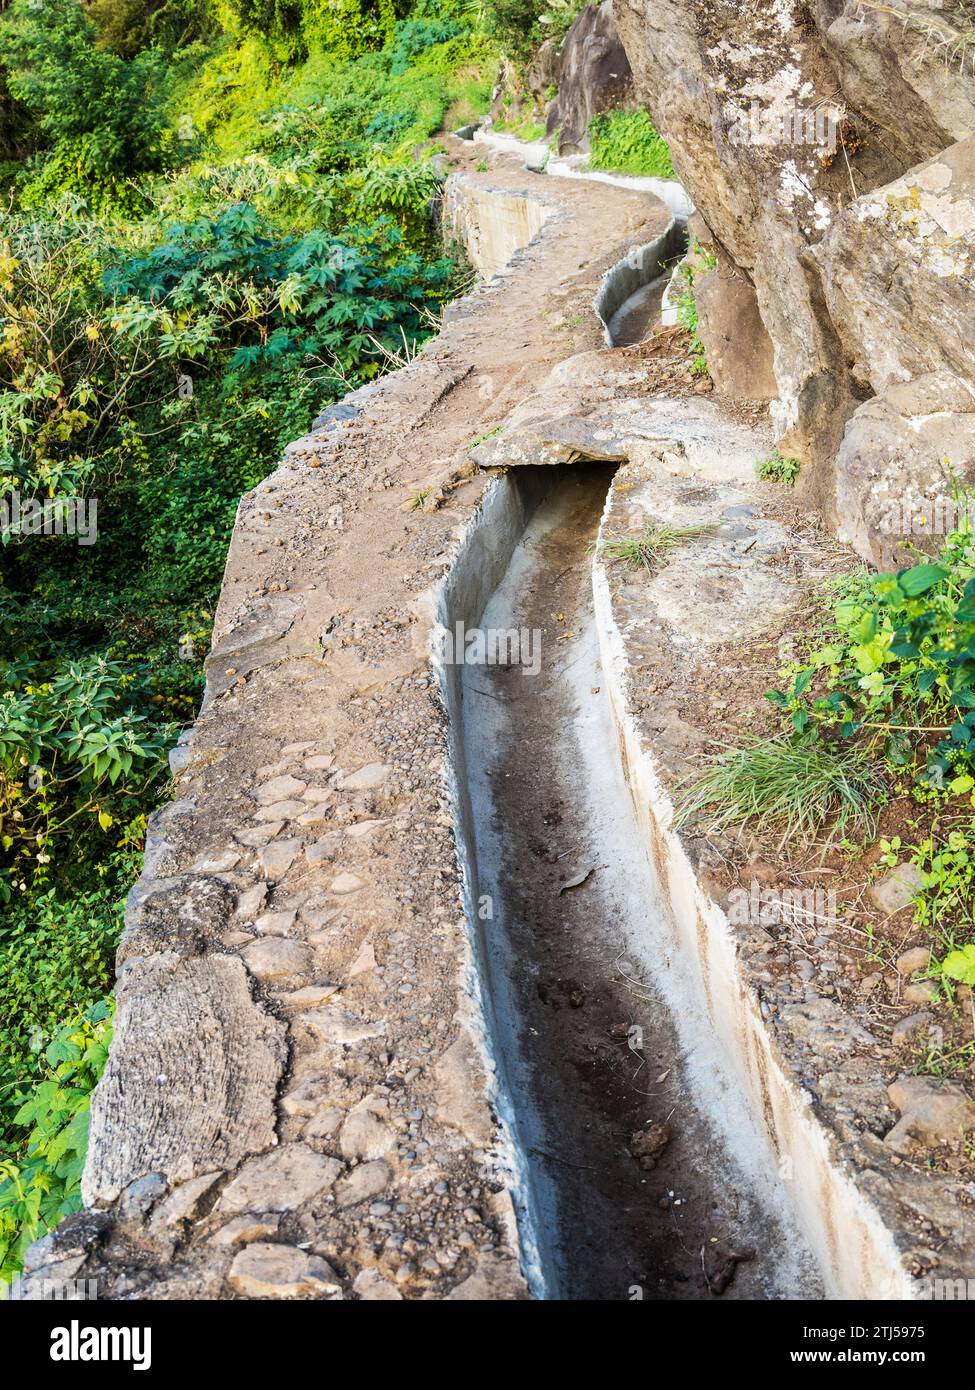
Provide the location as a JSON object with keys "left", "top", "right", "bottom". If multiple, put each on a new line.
{"left": 815, "top": 137, "right": 975, "bottom": 394}
{"left": 833, "top": 373, "right": 975, "bottom": 568}
{"left": 613, "top": 0, "right": 975, "bottom": 536}
{"left": 817, "top": 2, "right": 975, "bottom": 165}
{"left": 83, "top": 949, "right": 286, "bottom": 1207}
{"left": 547, "top": 1, "right": 635, "bottom": 152}
{"left": 692, "top": 250, "right": 777, "bottom": 402}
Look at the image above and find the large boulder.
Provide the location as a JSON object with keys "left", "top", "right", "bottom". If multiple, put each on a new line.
{"left": 814, "top": 137, "right": 975, "bottom": 394}
{"left": 548, "top": 1, "right": 635, "bottom": 152}
{"left": 834, "top": 373, "right": 975, "bottom": 568}
{"left": 613, "top": 0, "right": 975, "bottom": 521}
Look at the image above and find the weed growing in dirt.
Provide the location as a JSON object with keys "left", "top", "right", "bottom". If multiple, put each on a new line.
{"left": 756, "top": 450, "right": 801, "bottom": 487}
{"left": 598, "top": 521, "right": 715, "bottom": 574}
{"left": 675, "top": 735, "right": 887, "bottom": 849}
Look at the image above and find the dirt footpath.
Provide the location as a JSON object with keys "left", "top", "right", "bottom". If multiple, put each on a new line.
{"left": 22, "top": 148, "right": 670, "bottom": 1301}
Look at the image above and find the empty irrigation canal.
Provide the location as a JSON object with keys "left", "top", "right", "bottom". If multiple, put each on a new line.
{"left": 448, "top": 463, "right": 820, "bottom": 1301}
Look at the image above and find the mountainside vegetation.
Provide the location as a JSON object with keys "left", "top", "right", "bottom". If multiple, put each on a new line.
{"left": 0, "top": 0, "right": 503, "bottom": 1280}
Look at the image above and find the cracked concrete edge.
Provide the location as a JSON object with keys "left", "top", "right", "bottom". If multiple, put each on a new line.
{"left": 588, "top": 460, "right": 970, "bottom": 1300}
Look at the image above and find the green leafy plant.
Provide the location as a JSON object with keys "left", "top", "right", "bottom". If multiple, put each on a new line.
{"left": 756, "top": 450, "right": 801, "bottom": 487}
{"left": 877, "top": 835, "right": 903, "bottom": 868}
{"left": 912, "top": 830, "right": 975, "bottom": 947}
{"left": 940, "top": 943, "right": 975, "bottom": 985}
{"left": 767, "top": 524, "right": 975, "bottom": 790}
{"left": 0, "top": 998, "right": 113, "bottom": 1282}
{"left": 672, "top": 234, "right": 716, "bottom": 376}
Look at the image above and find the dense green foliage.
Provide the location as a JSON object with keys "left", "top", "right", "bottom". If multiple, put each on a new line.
{"left": 587, "top": 108, "right": 675, "bottom": 179}
{"left": 0, "top": 0, "right": 495, "bottom": 1276}
{"left": 0, "top": 1000, "right": 113, "bottom": 1281}
{"left": 482, "top": 0, "right": 586, "bottom": 58}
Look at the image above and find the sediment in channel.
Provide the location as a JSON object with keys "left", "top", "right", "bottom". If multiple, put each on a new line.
{"left": 434, "top": 463, "right": 820, "bottom": 1300}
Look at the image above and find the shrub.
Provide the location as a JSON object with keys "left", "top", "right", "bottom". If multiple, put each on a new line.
{"left": 86, "top": 0, "right": 218, "bottom": 59}
{"left": 387, "top": 17, "right": 465, "bottom": 74}
{"left": 767, "top": 524, "right": 975, "bottom": 789}
{"left": 0, "top": 998, "right": 113, "bottom": 1282}
{"left": 4, "top": 0, "right": 170, "bottom": 202}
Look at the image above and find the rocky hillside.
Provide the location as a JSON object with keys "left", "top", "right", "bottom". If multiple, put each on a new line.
{"left": 610, "top": 0, "right": 975, "bottom": 557}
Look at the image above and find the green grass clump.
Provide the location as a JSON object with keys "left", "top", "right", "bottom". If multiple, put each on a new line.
{"left": 675, "top": 737, "right": 887, "bottom": 849}
{"left": 599, "top": 521, "right": 715, "bottom": 574}
{"left": 587, "top": 108, "right": 675, "bottom": 179}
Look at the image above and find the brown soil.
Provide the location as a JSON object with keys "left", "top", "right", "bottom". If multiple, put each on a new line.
{"left": 663, "top": 488, "right": 975, "bottom": 1172}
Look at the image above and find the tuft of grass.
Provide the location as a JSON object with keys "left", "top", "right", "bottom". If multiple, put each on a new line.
{"left": 857, "top": 1, "right": 975, "bottom": 77}
{"left": 756, "top": 450, "right": 801, "bottom": 487}
{"left": 598, "top": 521, "right": 715, "bottom": 573}
{"left": 467, "top": 423, "right": 502, "bottom": 450}
{"left": 408, "top": 487, "right": 432, "bottom": 510}
{"left": 675, "top": 736, "right": 887, "bottom": 849}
